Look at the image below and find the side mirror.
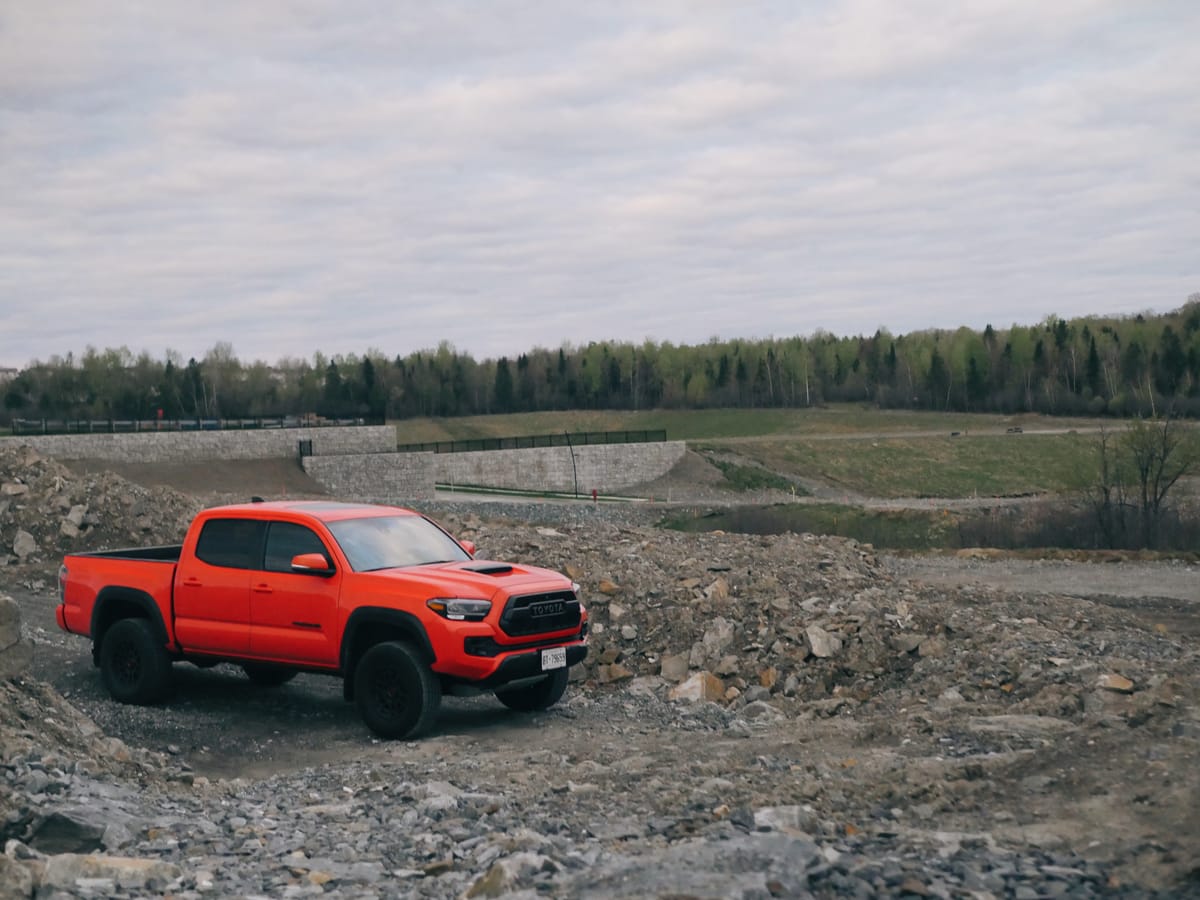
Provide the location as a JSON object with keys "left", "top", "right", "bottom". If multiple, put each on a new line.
{"left": 459, "top": 539, "right": 477, "bottom": 558}
{"left": 291, "top": 553, "right": 335, "bottom": 576}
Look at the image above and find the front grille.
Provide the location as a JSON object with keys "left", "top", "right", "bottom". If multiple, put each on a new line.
{"left": 465, "top": 630, "right": 585, "bottom": 658}
{"left": 499, "top": 590, "right": 581, "bottom": 637}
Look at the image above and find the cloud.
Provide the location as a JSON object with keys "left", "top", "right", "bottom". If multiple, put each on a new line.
{"left": 0, "top": 1, "right": 1197, "bottom": 368}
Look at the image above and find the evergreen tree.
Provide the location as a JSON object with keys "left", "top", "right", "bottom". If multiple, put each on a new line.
{"left": 494, "top": 357, "right": 514, "bottom": 412}
{"left": 928, "top": 347, "right": 950, "bottom": 409}
{"left": 1086, "top": 336, "right": 1102, "bottom": 397}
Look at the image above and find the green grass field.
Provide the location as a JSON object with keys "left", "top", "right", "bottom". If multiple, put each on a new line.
{"left": 394, "top": 405, "right": 1115, "bottom": 498}
{"left": 710, "top": 432, "right": 1099, "bottom": 498}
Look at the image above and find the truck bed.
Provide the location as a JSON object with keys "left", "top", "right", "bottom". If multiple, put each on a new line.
{"left": 69, "top": 545, "right": 183, "bottom": 562}
{"left": 59, "top": 546, "right": 182, "bottom": 639}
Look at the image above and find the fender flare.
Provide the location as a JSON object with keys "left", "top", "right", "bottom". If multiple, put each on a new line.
{"left": 340, "top": 607, "right": 435, "bottom": 672}
{"left": 90, "top": 587, "right": 171, "bottom": 655}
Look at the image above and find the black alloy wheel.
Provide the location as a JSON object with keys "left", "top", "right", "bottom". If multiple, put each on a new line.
{"left": 99, "top": 618, "right": 173, "bottom": 705}
{"left": 353, "top": 640, "right": 441, "bottom": 739}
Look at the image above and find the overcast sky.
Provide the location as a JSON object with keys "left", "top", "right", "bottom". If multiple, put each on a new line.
{"left": 1, "top": 1, "right": 1197, "bottom": 368}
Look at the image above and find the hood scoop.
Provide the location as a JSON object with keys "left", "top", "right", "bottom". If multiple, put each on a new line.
{"left": 459, "top": 561, "right": 515, "bottom": 576}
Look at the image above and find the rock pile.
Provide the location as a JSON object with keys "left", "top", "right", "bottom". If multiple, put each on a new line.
{"left": 455, "top": 517, "right": 951, "bottom": 709}
{"left": 0, "top": 445, "right": 199, "bottom": 567}
{"left": 1, "top": 592, "right": 194, "bottom": 899}
{"left": 452, "top": 514, "right": 1200, "bottom": 735}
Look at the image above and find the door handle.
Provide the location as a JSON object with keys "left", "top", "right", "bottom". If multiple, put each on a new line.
{"left": 253, "top": 583, "right": 274, "bottom": 594}
{"left": 182, "top": 578, "right": 202, "bottom": 588}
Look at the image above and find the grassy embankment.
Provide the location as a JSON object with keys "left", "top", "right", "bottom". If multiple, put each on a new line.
{"left": 392, "top": 406, "right": 1172, "bottom": 550}
{"left": 395, "top": 406, "right": 1104, "bottom": 494}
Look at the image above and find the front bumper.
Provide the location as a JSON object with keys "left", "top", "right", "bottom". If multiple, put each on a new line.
{"left": 447, "top": 643, "right": 588, "bottom": 690}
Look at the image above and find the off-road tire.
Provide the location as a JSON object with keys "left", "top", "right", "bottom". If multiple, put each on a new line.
{"left": 354, "top": 641, "right": 441, "bottom": 739}
{"left": 495, "top": 668, "right": 569, "bottom": 712}
{"left": 99, "top": 618, "right": 173, "bottom": 705}
{"left": 242, "top": 664, "right": 297, "bottom": 686}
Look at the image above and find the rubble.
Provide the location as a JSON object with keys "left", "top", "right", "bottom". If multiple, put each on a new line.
{"left": 451, "top": 516, "right": 942, "bottom": 710}
{"left": 0, "top": 445, "right": 198, "bottom": 567}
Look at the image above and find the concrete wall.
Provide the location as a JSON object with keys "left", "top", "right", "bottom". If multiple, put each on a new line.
{"left": 2, "top": 426, "right": 683, "bottom": 501}
{"left": 432, "top": 441, "right": 687, "bottom": 494}
{"left": 0, "top": 425, "right": 396, "bottom": 463}
{"left": 301, "top": 452, "right": 435, "bottom": 503}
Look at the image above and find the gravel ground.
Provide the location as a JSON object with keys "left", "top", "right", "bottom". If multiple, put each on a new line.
{"left": 3, "top": 456, "right": 1199, "bottom": 898}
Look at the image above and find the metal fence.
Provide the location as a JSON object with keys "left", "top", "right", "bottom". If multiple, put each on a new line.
{"left": 9, "top": 416, "right": 382, "bottom": 435}
{"left": 396, "top": 429, "right": 667, "bottom": 454}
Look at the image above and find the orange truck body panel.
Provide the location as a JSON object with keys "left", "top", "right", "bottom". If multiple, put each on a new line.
{"left": 58, "top": 501, "right": 587, "bottom": 686}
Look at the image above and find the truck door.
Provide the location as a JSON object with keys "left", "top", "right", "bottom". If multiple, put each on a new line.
{"left": 174, "top": 518, "right": 264, "bottom": 654}
{"left": 249, "top": 521, "right": 341, "bottom": 665}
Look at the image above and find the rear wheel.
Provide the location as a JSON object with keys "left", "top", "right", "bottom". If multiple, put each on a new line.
{"left": 495, "top": 668, "right": 568, "bottom": 712}
{"left": 242, "top": 664, "right": 297, "bottom": 686}
{"left": 354, "top": 641, "right": 441, "bottom": 739}
{"left": 99, "top": 618, "right": 173, "bottom": 705}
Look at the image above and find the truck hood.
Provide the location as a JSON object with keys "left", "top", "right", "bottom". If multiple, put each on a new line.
{"left": 360, "top": 559, "right": 572, "bottom": 600}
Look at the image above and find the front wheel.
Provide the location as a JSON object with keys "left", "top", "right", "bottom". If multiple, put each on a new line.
{"left": 354, "top": 641, "right": 441, "bottom": 739}
{"left": 495, "top": 668, "right": 569, "bottom": 712}
{"left": 99, "top": 618, "right": 173, "bottom": 705}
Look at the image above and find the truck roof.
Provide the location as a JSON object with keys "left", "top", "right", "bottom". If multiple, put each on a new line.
{"left": 202, "top": 500, "right": 418, "bottom": 523}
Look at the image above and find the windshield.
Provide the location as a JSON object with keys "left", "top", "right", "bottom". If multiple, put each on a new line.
{"left": 326, "top": 515, "right": 471, "bottom": 572}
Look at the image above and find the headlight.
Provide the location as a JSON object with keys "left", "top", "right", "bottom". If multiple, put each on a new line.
{"left": 426, "top": 598, "right": 492, "bottom": 622}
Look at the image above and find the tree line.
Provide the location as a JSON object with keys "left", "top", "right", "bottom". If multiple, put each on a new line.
{"left": 4, "top": 296, "right": 1200, "bottom": 424}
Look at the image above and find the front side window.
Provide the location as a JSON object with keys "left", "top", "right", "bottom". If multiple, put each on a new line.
{"left": 264, "top": 522, "right": 332, "bottom": 573}
{"left": 327, "top": 515, "right": 470, "bottom": 572}
{"left": 194, "top": 519, "right": 266, "bottom": 569}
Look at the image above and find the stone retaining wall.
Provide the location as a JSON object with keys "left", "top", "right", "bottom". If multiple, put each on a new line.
{"left": 3, "top": 428, "right": 684, "bottom": 502}
{"left": 432, "top": 441, "right": 687, "bottom": 494}
{"left": 299, "top": 442, "right": 686, "bottom": 501}
{"left": 0, "top": 426, "right": 396, "bottom": 463}
{"left": 301, "top": 453, "right": 435, "bottom": 502}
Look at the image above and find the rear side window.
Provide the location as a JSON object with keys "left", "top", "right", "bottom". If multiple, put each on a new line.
{"left": 194, "top": 519, "right": 266, "bottom": 569}
{"left": 264, "top": 522, "right": 331, "bottom": 573}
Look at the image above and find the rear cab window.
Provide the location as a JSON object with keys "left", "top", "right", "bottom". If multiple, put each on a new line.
{"left": 194, "top": 519, "right": 267, "bottom": 569}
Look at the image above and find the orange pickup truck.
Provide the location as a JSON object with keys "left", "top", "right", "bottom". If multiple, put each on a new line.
{"left": 56, "top": 500, "right": 588, "bottom": 739}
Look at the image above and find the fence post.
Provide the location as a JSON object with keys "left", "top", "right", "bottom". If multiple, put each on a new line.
{"left": 565, "top": 431, "right": 579, "bottom": 498}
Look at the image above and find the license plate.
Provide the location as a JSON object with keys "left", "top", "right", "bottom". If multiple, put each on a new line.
{"left": 541, "top": 647, "right": 566, "bottom": 671}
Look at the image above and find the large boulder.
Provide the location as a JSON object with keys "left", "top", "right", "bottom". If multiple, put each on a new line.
{"left": 0, "top": 594, "right": 32, "bottom": 678}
